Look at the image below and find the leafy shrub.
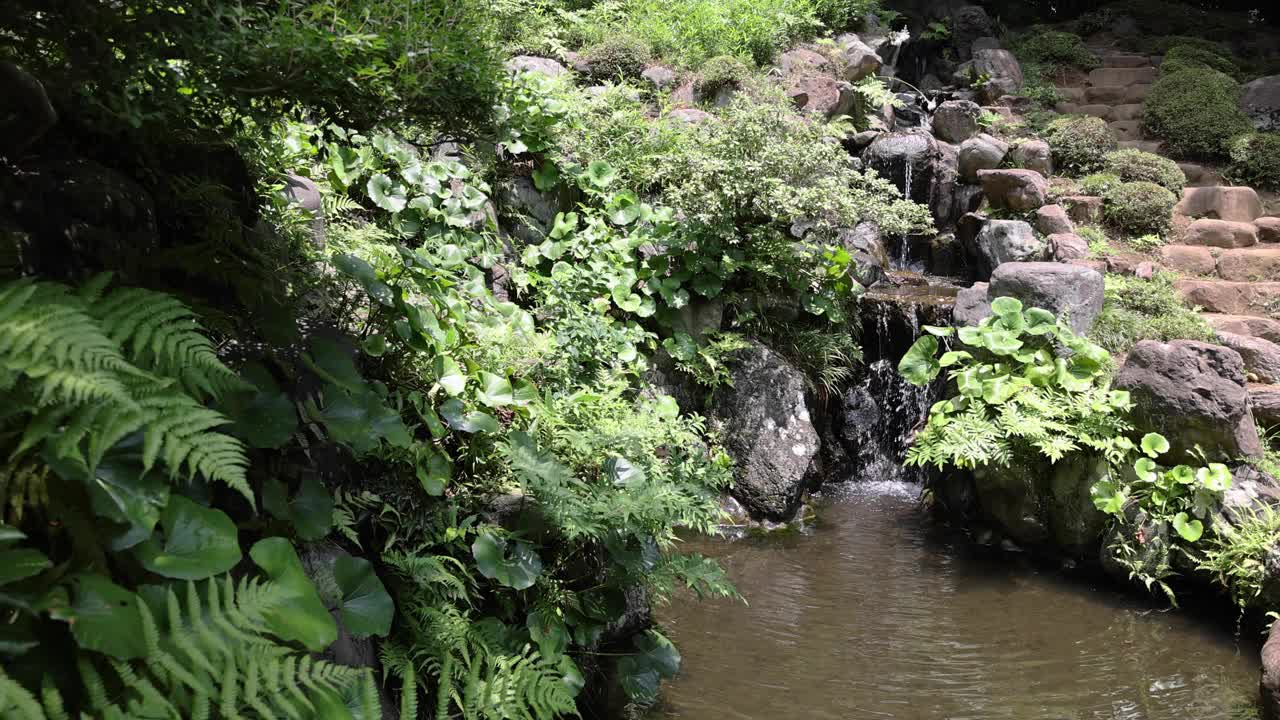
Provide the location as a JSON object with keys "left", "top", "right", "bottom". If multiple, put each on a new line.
{"left": 811, "top": 0, "right": 880, "bottom": 31}
{"left": 1198, "top": 502, "right": 1280, "bottom": 611}
{"left": 1091, "top": 272, "right": 1215, "bottom": 353}
{"left": 1102, "top": 181, "right": 1176, "bottom": 236}
{"left": 582, "top": 34, "right": 654, "bottom": 80}
{"left": 552, "top": 84, "right": 688, "bottom": 191}
{"left": 696, "top": 55, "right": 753, "bottom": 98}
{"left": 1160, "top": 44, "right": 1238, "bottom": 77}
{"left": 1081, "top": 172, "right": 1122, "bottom": 196}
{"left": 899, "top": 297, "right": 1134, "bottom": 470}
{"left": 1008, "top": 29, "right": 1099, "bottom": 74}
{"left": 1144, "top": 67, "right": 1253, "bottom": 158}
{"left": 621, "top": 0, "right": 825, "bottom": 66}
{"left": 1102, "top": 149, "right": 1186, "bottom": 194}
{"left": 1045, "top": 115, "right": 1118, "bottom": 174}
{"left": 1227, "top": 133, "right": 1280, "bottom": 191}
{"left": 1138, "top": 35, "right": 1228, "bottom": 57}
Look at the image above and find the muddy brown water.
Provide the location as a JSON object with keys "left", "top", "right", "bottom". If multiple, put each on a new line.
{"left": 650, "top": 481, "right": 1261, "bottom": 720}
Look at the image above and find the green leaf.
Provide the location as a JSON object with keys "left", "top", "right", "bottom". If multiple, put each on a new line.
{"left": 607, "top": 191, "right": 642, "bottom": 225}
{"left": 898, "top": 335, "right": 940, "bottom": 385}
{"left": 1198, "top": 463, "right": 1233, "bottom": 492}
{"left": 938, "top": 351, "right": 972, "bottom": 368}
{"left": 604, "top": 457, "right": 645, "bottom": 486}
{"left": 134, "top": 497, "right": 241, "bottom": 580}
{"left": 585, "top": 160, "right": 616, "bottom": 189}
{"left": 367, "top": 173, "right": 407, "bottom": 212}
{"left": 1140, "top": 433, "right": 1170, "bottom": 458}
{"left": 1090, "top": 479, "right": 1127, "bottom": 516}
{"left": 528, "top": 610, "right": 569, "bottom": 658}
{"left": 249, "top": 537, "right": 337, "bottom": 651}
{"left": 439, "top": 399, "right": 501, "bottom": 434}
{"left": 981, "top": 375, "right": 1019, "bottom": 404}
{"left": 290, "top": 476, "right": 334, "bottom": 541}
{"left": 990, "top": 296, "right": 1023, "bottom": 316}
{"left": 85, "top": 457, "right": 171, "bottom": 546}
{"left": 981, "top": 329, "right": 1024, "bottom": 355}
{"left": 472, "top": 532, "right": 543, "bottom": 590}
{"left": 0, "top": 549, "right": 50, "bottom": 586}
{"left": 434, "top": 356, "right": 467, "bottom": 396}
{"left": 66, "top": 575, "right": 147, "bottom": 659}
{"left": 635, "top": 630, "right": 681, "bottom": 677}
{"left": 306, "top": 335, "right": 365, "bottom": 392}
{"left": 362, "top": 335, "right": 387, "bottom": 357}
{"left": 416, "top": 453, "right": 452, "bottom": 496}
{"left": 1134, "top": 457, "right": 1159, "bottom": 483}
{"left": 1172, "top": 512, "right": 1204, "bottom": 542}
{"left": 334, "top": 555, "right": 393, "bottom": 638}
{"left": 663, "top": 333, "right": 698, "bottom": 362}
{"left": 477, "top": 372, "right": 514, "bottom": 408}
{"left": 0, "top": 525, "right": 24, "bottom": 546}
{"left": 532, "top": 162, "right": 560, "bottom": 192}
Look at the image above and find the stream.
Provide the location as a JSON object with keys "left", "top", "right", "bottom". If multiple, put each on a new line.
{"left": 650, "top": 481, "right": 1261, "bottom": 720}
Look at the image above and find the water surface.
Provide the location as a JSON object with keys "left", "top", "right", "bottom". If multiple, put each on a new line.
{"left": 653, "top": 481, "right": 1259, "bottom": 720}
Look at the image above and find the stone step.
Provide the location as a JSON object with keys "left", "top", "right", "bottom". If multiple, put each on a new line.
{"left": 1127, "top": 84, "right": 1152, "bottom": 102}
{"left": 1097, "top": 54, "right": 1156, "bottom": 68}
{"left": 1111, "top": 103, "right": 1144, "bottom": 121}
{"left": 1084, "top": 85, "right": 1129, "bottom": 104}
{"left": 1218, "top": 247, "right": 1280, "bottom": 281}
{"left": 1181, "top": 218, "right": 1259, "bottom": 248}
{"left": 1118, "top": 140, "right": 1163, "bottom": 153}
{"left": 1218, "top": 333, "right": 1280, "bottom": 384}
{"left": 1109, "top": 120, "right": 1144, "bottom": 141}
{"left": 1249, "top": 383, "right": 1280, "bottom": 427}
{"left": 1205, "top": 313, "right": 1280, "bottom": 343}
{"left": 1175, "top": 186, "right": 1264, "bottom": 224}
{"left": 1258, "top": 217, "right": 1280, "bottom": 243}
{"left": 1159, "top": 245, "right": 1217, "bottom": 275}
{"left": 1177, "top": 279, "right": 1280, "bottom": 315}
{"left": 1057, "top": 87, "right": 1086, "bottom": 103}
{"left": 1088, "top": 67, "right": 1159, "bottom": 86}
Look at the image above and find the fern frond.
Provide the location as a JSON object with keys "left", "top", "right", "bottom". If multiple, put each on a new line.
{"left": 0, "top": 667, "right": 45, "bottom": 720}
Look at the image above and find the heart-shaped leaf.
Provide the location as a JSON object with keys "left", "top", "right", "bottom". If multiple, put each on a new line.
{"left": 1172, "top": 512, "right": 1204, "bottom": 542}
{"left": 334, "top": 555, "right": 393, "bottom": 638}
{"left": 1140, "top": 433, "right": 1170, "bottom": 458}
{"left": 134, "top": 497, "right": 241, "bottom": 580}
{"left": 440, "top": 399, "right": 501, "bottom": 434}
{"left": 66, "top": 574, "right": 147, "bottom": 659}
{"left": 250, "top": 538, "right": 337, "bottom": 651}
{"left": 898, "top": 335, "right": 940, "bottom": 386}
{"left": 478, "top": 372, "right": 514, "bottom": 408}
{"left": 472, "top": 532, "right": 542, "bottom": 590}
{"left": 290, "top": 476, "right": 334, "bottom": 541}
{"left": 367, "top": 173, "right": 407, "bottom": 212}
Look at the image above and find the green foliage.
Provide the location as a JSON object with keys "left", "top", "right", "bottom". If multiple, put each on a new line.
{"left": 1007, "top": 29, "right": 1099, "bottom": 75}
{"left": 1102, "top": 181, "right": 1176, "bottom": 236}
{"left": 1102, "top": 149, "right": 1186, "bottom": 194}
{"left": 1080, "top": 172, "right": 1122, "bottom": 196}
{"left": 1044, "top": 116, "right": 1118, "bottom": 174}
{"left": 1227, "top": 133, "right": 1280, "bottom": 192}
{"left": 810, "top": 0, "right": 880, "bottom": 32}
{"left": 582, "top": 35, "right": 654, "bottom": 80}
{"left": 1198, "top": 503, "right": 1280, "bottom": 611}
{"left": 696, "top": 55, "right": 753, "bottom": 99}
{"left": 1161, "top": 44, "right": 1238, "bottom": 77}
{"left": 1144, "top": 67, "right": 1253, "bottom": 159}
{"left": 616, "top": 0, "right": 829, "bottom": 67}
{"left": 1091, "top": 272, "right": 1215, "bottom": 353}
{"left": 900, "top": 298, "right": 1135, "bottom": 470}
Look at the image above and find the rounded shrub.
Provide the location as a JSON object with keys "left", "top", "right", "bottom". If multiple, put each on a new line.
{"left": 1139, "top": 36, "right": 1228, "bottom": 57}
{"left": 1227, "top": 133, "right": 1280, "bottom": 191}
{"left": 1009, "top": 29, "right": 1099, "bottom": 72}
{"left": 582, "top": 35, "right": 653, "bottom": 80}
{"left": 1102, "top": 148, "right": 1185, "bottom": 194}
{"left": 1102, "top": 180, "right": 1176, "bottom": 236}
{"left": 1144, "top": 67, "right": 1253, "bottom": 158}
{"left": 1080, "top": 172, "right": 1121, "bottom": 196}
{"left": 696, "top": 55, "right": 751, "bottom": 98}
{"left": 1160, "top": 44, "right": 1237, "bottom": 77}
{"left": 1044, "top": 115, "right": 1118, "bottom": 175}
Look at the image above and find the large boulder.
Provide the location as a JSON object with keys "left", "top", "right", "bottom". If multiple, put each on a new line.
{"left": 932, "top": 100, "right": 982, "bottom": 143}
{"left": 837, "top": 34, "right": 882, "bottom": 82}
{"left": 1217, "top": 332, "right": 1280, "bottom": 384}
{"left": 1049, "top": 233, "right": 1088, "bottom": 261}
{"left": 972, "top": 49, "right": 1024, "bottom": 103}
{"left": 1034, "top": 204, "right": 1075, "bottom": 236}
{"left": 496, "top": 175, "right": 561, "bottom": 244}
{"left": 972, "top": 219, "right": 1045, "bottom": 277}
{"left": 1175, "top": 186, "right": 1263, "bottom": 224}
{"left": 989, "top": 262, "right": 1105, "bottom": 335}
{"left": 506, "top": 56, "right": 568, "bottom": 78}
{"left": 1243, "top": 75, "right": 1280, "bottom": 132}
{"left": 958, "top": 133, "right": 1008, "bottom": 182}
{"left": 1008, "top": 139, "right": 1053, "bottom": 176}
{"left": 978, "top": 168, "right": 1049, "bottom": 213}
{"left": 0, "top": 62, "right": 56, "bottom": 158}
{"left": 711, "top": 342, "right": 820, "bottom": 520}
{"left": 786, "top": 73, "right": 856, "bottom": 118}
{"left": 863, "top": 130, "right": 960, "bottom": 227}
{"left": 1114, "top": 340, "right": 1263, "bottom": 462}
{"left": 950, "top": 5, "right": 996, "bottom": 61}
{"left": 953, "top": 282, "right": 992, "bottom": 326}
{"left": 1264, "top": 613, "right": 1280, "bottom": 720}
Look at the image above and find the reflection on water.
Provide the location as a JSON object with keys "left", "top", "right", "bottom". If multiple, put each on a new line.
{"left": 652, "top": 481, "right": 1259, "bottom": 720}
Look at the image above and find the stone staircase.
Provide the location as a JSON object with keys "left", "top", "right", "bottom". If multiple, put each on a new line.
{"left": 1051, "top": 44, "right": 1280, "bottom": 426}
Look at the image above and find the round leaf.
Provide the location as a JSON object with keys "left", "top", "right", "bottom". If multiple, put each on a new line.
{"left": 898, "top": 335, "right": 940, "bottom": 386}
{"left": 334, "top": 555, "right": 394, "bottom": 638}
{"left": 290, "top": 476, "right": 334, "bottom": 541}
{"left": 134, "top": 497, "right": 241, "bottom": 580}
{"left": 66, "top": 574, "right": 147, "bottom": 659}
{"left": 1140, "top": 433, "right": 1170, "bottom": 458}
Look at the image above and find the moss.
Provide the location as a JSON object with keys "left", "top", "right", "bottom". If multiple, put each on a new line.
{"left": 581, "top": 35, "right": 653, "bottom": 80}
{"left": 1091, "top": 272, "right": 1215, "bottom": 353}
{"left": 1144, "top": 67, "right": 1253, "bottom": 158}
{"left": 1044, "top": 116, "right": 1117, "bottom": 175}
{"left": 1008, "top": 29, "right": 1099, "bottom": 74}
{"left": 1160, "top": 44, "right": 1238, "bottom": 77}
{"left": 1227, "top": 133, "right": 1280, "bottom": 192}
{"left": 1080, "top": 172, "right": 1121, "bottom": 196}
{"left": 1102, "top": 149, "right": 1185, "bottom": 194}
{"left": 695, "top": 55, "right": 751, "bottom": 98}
{"left": 1102, "top": 181, "right": 1176, "bottom": 236}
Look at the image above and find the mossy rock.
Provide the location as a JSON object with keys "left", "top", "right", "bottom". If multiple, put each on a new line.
{"left": 1044, "top": 115, "right": 1117, "bottom": 175}
{"left": 1144, "top": 67, "right": 1253, "bottom": 158}
{"left": 1161, "top": 44, "right": 1238, "bottom": 77}
{"left": 1102, "top": 148, "right": 1185, "bottom": 194}
{"left": 1102, "top": 180, "right": 1176, "bottom": 236}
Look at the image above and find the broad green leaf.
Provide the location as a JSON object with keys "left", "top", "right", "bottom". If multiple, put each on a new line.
{"left": 0, "top": 549, "right": 50, "bottom": 586}
{"left": 585, "top": 160, "right": 616, "bottom": 189}
{"left": 134, "top": 497, "right": 241, "bottom": 580}
{"left": 1172, "top": 512, "right": 1204, "bottom": 542}
{"left": 262, "top": 477, "right": 290, "bottom": 521}
{"left": 898, "top": 335, "right": 940, "bottom": 386}
{"left": 956, "top": 368, "right": 983, "bottom": 397}
{"left": 439, "top": 399, "right": 500, "bottom": 434}
{"left": 990, "top": 296, "right": 1023, "bottom": 316}
{"left": 362, "top": 334, "right": 387, "bottom": 357}
{"left": 1134, "top": 457, "right": 1159, "bottom": 483}
{"left": 1141, "top": 433, "right": 1170, "bottom": 458}
{"left": 957, "top": 325, "right": 983, "bottom": 346}
{"left": 663, "top": 333, "right": 698, "bottom": 362}
{"left": 250, "top": 538, "right": 337, "bottom": 651}
{"left": 604, "top": 457, "right": 645, "bottom": 486}
{"left": 938, "top": 351, "right": 972, "bottom": 368}
{"left": 532, "top": 162, "right": 560, "bottom": 192}
{"left": 0, "top": 525, "right": 24, "bottom": 546}
{"left": 607, "top": 191, "right": 641, "bottom": 225}
{"left": 981, "top": 375, "right": 1019, "bottom": 404}
{"left": 635, "top": 630, "right": 681, "bottom": 677}
{"left": 416, "top": 453, "right": 452, "bottom": 496}
{"left": 290, "top": 476, "right": 334, "bottom": 541}
{"left": 1198, "top": 463, "right": 1233, "bottom": 492}
{"left": 334, "top": 555, "right": 393, "bottom": 638}
{"left": 85, "top": 456, "right": 171, "bottom": 547}
{"left": 618, "top": 657, "right": 660, "bottom": 704}
{"left": 306, "top": 335, "right": 365, "bottom": 392}
{"left": 472, "top": 532, "right": 543, "bottom": 590}
{"left": 1090, "top": 479, "right": 1127, "bottom": 516}
{"left": 982, "top": 329, "right": 1023, "bottom": 355}
{"left": 66, "top": 575, "right": 146, "bottom": 659}
{"left": 922, "top": 325, "right": 955, "bottom": 337}
{"left": 528, "top": 610, "right": 569, "bottom": 658}
{"left": 434, "top": 356, "right": 467, "bottom": 396}
{"left": 478, "top": 372, "right": 514, "bottom": 408}
{"left": 367, "top": 173, "right": 407, "bottom": 212}
{"left": 559, "top": 655, "right": 585, "bottom": 696}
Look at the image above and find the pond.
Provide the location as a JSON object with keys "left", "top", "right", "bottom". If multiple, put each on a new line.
{"left": 650, "top": 480, "right": 1261, "bottom": 720}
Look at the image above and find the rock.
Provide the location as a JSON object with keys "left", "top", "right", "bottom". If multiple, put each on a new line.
{"left": 1217, "top": 332, "right": 1280, "bottom": 384}
{"left": 1115, "top": 340, "right": 1263, "bottom": 462}
{"left": 640, "top": 64, "right": 677, "bottom": 90}
{"left": 953, "top": 282, "right": 992, "bottom": 326}
{"left": 971, "top": 36, "right": 1001, "bottom": 54}
{"left": 0, "top": 62, "right": 56, "bottom": 158}
{"left": 496, "top": 175, "right": 560, "bottom": 244}
{"left": 973, "top": 462, "right": 1049, "bottom": 546}
{"left": 1219, "top": 247, "right": 1280, "bottom": 281}
{"left": 1252, "top": 385, "right": 1280, "bottom": 428}
{"left": 667, "top": 108, "right": 714, "bottom": 125}
{"left": 932, "top": 100, "right": 982, "bottom": 143}
{"left": 978, "top": 169, "right": 1049, "bottom": 213}
{"left": 1243, "top": 74, "right": 1280, "bottom": 132}
{"left": 1177, "top": 280, "right": 1280, "bottom": 316}
{"left": 989, "top": 262, "right": 1105, "bottom": 335}
{"left": 838, "top": 35, "right": 882, "bottom": 82}
{"left": 1047, "top": 453, "right": 1111, "bottom": 554}
{"left": 1263, "top": 620, "right": 1280, "bottom": 720}
{"left": 838, "top": 222, "right": 890, "bottom": 286}
{"left": 971, "top": 49, "right": 1024, "bottom": 103}
{"left": 1034, "top": 205, "right": 1075, "bottom": 236}
{"left": 282, "top": 174, "right": 326, "bottom": 249}
{"left": 1175, "top": 186, "right": 1263, "bottom": 224}
{"left": 506, "top": 56, "right": 568, "bottom": 78}
{"left": 777, "top": 47, "right": 830, "bottom": 75}
{"left": 1158, "top": 245, "right": 1217, "bottom": 275}
{"left": 863, "top": 130, "right": 960, "bottom": 227}
{"left": 1049, "top": 233, "right": 1088, "bottom": 261}
{"left": 786, "top": 73, "right": 856, "bottom": 118}
{"left": 951, "top": 5, "right": 996, "bottom": 60}
{"left": 1062, "top": 195, "right": 1104, "bottom": 224}
{"left": 1007, "top": 139, "right": 1053, "bottom": 176}
{"left": 710, "top": 342, "right": 820, "bottom": 520}
{"left": 1182, "top": 218, "right": 1259, "bottom": 248}
{"left": 1206, "top": 314, "right": 1280, "bottom": 344}
{"left": 958, "top": 133, "right": 1009, "bottom": 182}
{"left": 973, "top": 220, "right": 1045, "bottom": 277}
{"left": 1259, "top": 217, "right": 1280, "bottom": 244}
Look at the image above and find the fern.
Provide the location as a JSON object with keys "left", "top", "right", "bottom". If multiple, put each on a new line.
{"left": 0, "top": 276, "right": 252, "bottom": 503}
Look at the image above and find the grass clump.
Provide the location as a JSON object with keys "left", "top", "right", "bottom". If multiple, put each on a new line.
{"left": 1102, "top": 148, "right": 1185, "bottom": 194}
{"left": 1045, "top": 115, "right": 1117, "bottom": 174}
{"left": 581, "top": 34, "right": 654, "bottom": 80}
{"left": 1091, "top": 272, "right": 1215, "bottom": 352}
{"left": 1144, "top": 67, "right": 1253, "bottom": 158}
{"left": 1227, "top": 133, "right": 1280, "bottom": 192}
{"left": 1102, "top": 181, "right": 1176, "bottom": 236}
{"left": 621, "top": 0, "right": 825, "bottom": 67}
{"left": 695, "top": 55, "right": 752, "bottom": 98}
{"left": 1198, "top": 501, "right": 1280, "bottom": 612}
